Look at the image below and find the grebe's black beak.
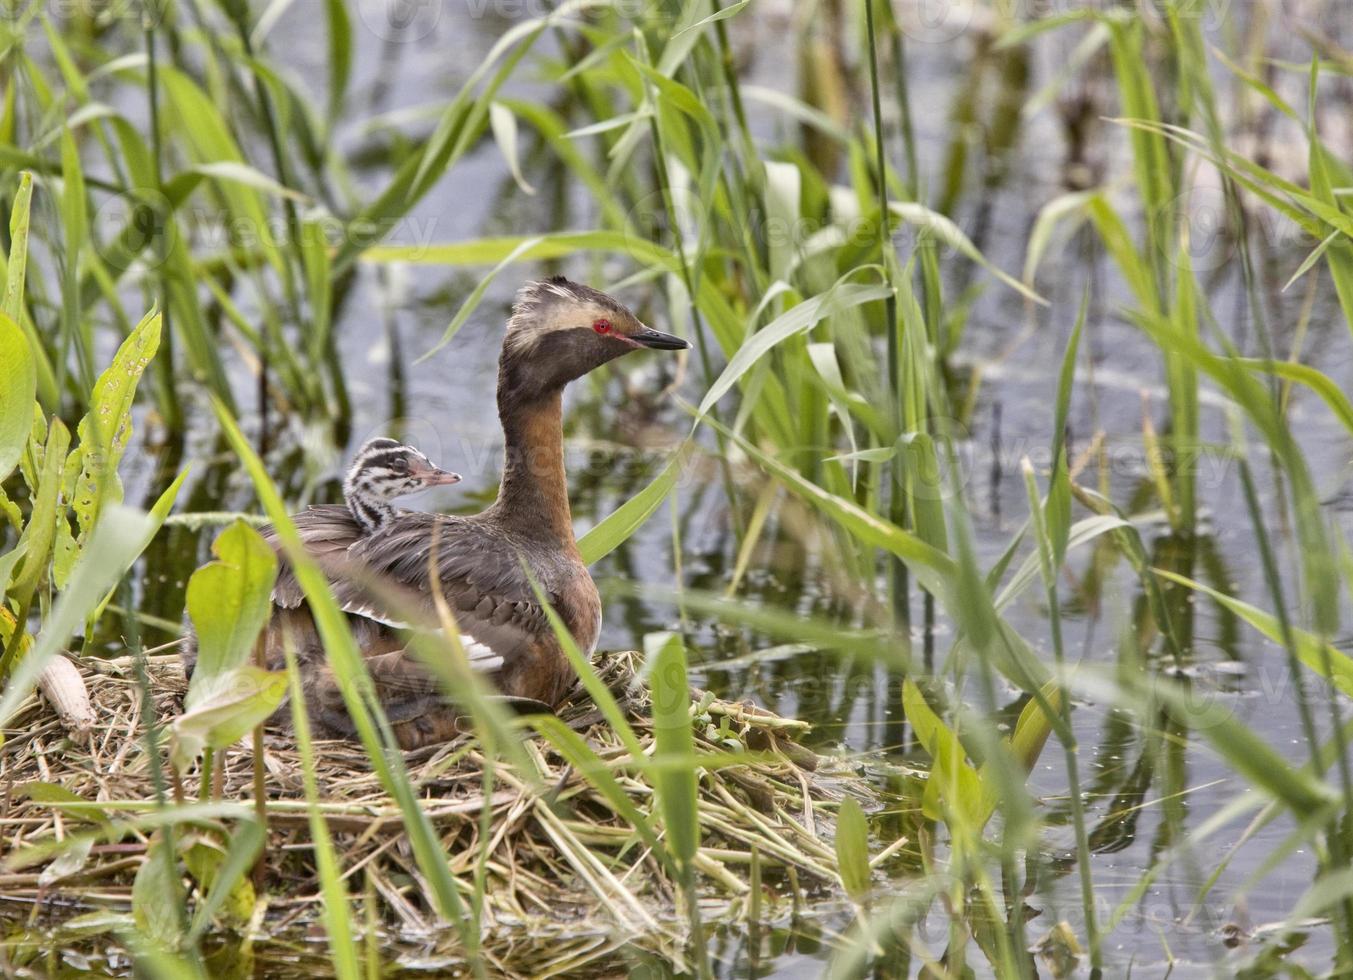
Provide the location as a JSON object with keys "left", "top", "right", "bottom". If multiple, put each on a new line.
{"left": 631, "top": 326, "right": 690, "bottom": 351}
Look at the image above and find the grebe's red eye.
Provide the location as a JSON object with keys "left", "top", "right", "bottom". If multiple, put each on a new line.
{"left": 592, "top": 319, "right": 612, "bottom": 334}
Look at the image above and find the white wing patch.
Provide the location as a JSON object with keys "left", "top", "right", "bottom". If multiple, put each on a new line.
{"left": 459, "top": 634, "right": 505, "bottom": 672}
{"left": 339, "top": 603, "right": 504, "bottom": 671}
{"left": 338, "top": 602, "right": 413, "bottom": 631}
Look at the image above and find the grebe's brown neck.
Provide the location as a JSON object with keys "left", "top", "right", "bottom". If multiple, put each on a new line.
{"left": 492, "top": 387, "right": 575, "bottom": 547}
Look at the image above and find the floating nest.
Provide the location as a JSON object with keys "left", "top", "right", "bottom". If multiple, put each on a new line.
{"left": 0, "top": 650, "right": 870, "bottom": 975}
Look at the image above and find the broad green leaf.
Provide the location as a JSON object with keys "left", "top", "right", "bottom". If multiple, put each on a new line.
{"left": 903, "top": 680, "right": 983, "bottom": 825}
{"left": 648, "top": 632, "right": 699, "bottom": 876}
{"left": 900, "top": 433, "right": 947, "bottom": 554}
{"left": 16, "top": 780, "right": 110, "bottom": 828}
{"left": 0, "top": 543, "right": 27, "bottom": 609}
{"left": 55, "top": 310, "right": 161, "bottom": 586}
{"left": 0, "top": 312, "right": 35, "bottom": 482}
{"left": 185, "top": 822, "right": 262, "bottom": 937}
{"left": 90, "top": 466, "right": 189, "bottom": 624}
{"left": 186, "top": 521, "right": 278, "bottom": 680}
{"left": 132, "top": 836, "right": 185, "bottom": 949}
{"left": 170, "top": 665, "right": 287, "bottom": 773}
{"left": 3, "top": 172, "right": 32, "bottom": 321}
{"left": 1007, "top": 681, "right": 1065, "bottom": 772}
{"left": 0, "top": 506, "right": 157, "bottom": 729}
{"left": 976, "top": 682, "right": 1063, "bottom": 826}
{"left": 835, "top": 796, "right": 872, "bottom": 901}
{"left": 7, "top": 417, "right": 71, "bottom": 614}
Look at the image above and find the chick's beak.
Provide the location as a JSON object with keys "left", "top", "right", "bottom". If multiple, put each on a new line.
{"left": 630, "top": 325, "right": 690, "bottom": 351}
{"left": 412, "top": 461, "right": 462, "bottom": 486}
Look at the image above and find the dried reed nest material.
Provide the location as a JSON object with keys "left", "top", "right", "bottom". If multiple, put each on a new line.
{"left": 0, "top": 650, "right": 869, "bottom": 974}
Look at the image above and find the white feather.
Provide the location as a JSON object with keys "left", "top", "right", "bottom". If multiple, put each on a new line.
{"left": 459, "top": 634, "right": 505, "bottom": 671}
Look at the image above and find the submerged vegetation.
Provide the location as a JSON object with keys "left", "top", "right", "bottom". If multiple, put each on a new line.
{"left": 2, "top": 0, "right": 1353, "bottom": 975}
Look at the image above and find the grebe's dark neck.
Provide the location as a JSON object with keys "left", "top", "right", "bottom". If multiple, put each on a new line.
{"left": 491, "top": 385, "right": 575, "bottom": 547}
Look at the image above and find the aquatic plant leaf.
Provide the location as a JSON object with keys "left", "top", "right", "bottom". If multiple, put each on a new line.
{"left": 363, "top": 230, "right": 677, "bottom": 273}
{"left": 578, "top": 442, "right": 692, "bottom": 566}
{"left": 1154, "top": 570, "right": 1353, "bottom": 696}
{"left": 301, "top": 217, "right": 332, "bottom": 366}
{"left": 648, "top": 631, "right": 699, "bottom": 875}
{"left": 1022, "top": 190, "right": 1095, "bottom": 287}
{"left": 0, "top": 312, "right": 35, "bottom": 484}
{"left": 282, "top": 650, "right": 362, "bottom": 980}
{"left": 0, "top": 544, "right": 26, "bottom": 610}
{"left": 2, "top": 172, "right": 31, "bottom": 322}
{"left": 39, "top": 834, "right": 93, "bottom": 887}
{"left": 55, "top": 310, "right": 161, "bottom": 587}
{"left": 333, "top": 4, "right": 560, "bottom": 274}
{"left": 158, "top": 66, "right": 286, "bottom": 279}
{"left": 1237, "top": 357, "right": 1353, "bottom": 438}
{"left": 889, "top": 201, "right": 1046, "bottom": 305}
{"left": 171, "top": 665, "right": 287, "bottom": 774}
{"left": 674, "top": 0, "right": 749, "bottom": 37}
{"left": 132, "top": 836, "right": 185, "bottom": 949}
{"left": 15, "top": 781, "right": 111, "bottom": 829}
{"left": 174, "top": 161, "right": 309, "bottom": 201}
{"left": 902, "top": 680, "right": 982, "bottom": 825}
{"left": 419, "top": 235, "right": 545, "bottom": 363}
{"left": 698, "top": 279, "right": 892, "bottom": 416}
{"left": 1134, "top": 672, "right": 1335, "bottom": 815}
{"left": 899, "top": 433, "right": 947, "bottom": 554}
{"left": 975, "top": 681, "right": 1064, "bottom": 827}
{"left": 489, "top": 102, "right": 534, "bottom": 195}
{"left": 1046, "top": 294, "right": 1085, "bottom": 565}
{"left": 185, "top": 521, "right": 278, "bottom": 680}
{"left": 6, "top": 418, "right": 71, "bottom": 617}
{"left": 324, "top": 0, "right": 352, "bottom": 120}
{"left": 186, "top": 820, "right": 263, "bottom": 938}
{"left": 835, "top": 796, "right": 871, "bottom": 901}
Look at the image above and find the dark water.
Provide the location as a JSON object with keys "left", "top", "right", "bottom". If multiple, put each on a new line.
{"left": 82, "top": 2, "right": 1353, "bottom": 976}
